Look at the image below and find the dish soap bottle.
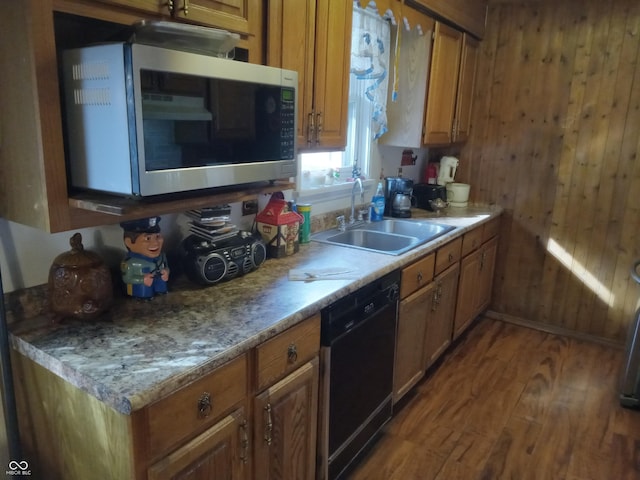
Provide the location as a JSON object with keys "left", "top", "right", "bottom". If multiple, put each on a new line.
{"left": 370, "top": 182, "right": 385, "bottom": 222}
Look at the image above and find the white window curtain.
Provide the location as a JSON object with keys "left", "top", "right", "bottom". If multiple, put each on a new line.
{"left": 350, "top": 2, "right": 392, "bottom": 140}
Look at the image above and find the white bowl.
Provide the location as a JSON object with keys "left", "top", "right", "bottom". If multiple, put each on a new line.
{"left": 446, "top": 183, "right": 470, "bottom": 203}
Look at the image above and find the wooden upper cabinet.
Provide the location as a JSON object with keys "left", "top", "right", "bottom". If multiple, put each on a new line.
{"left": 453, "top": 34, "right": 479, "bottom": 143}
{"left": 423, "top": 22, "right": 462, "bottom": 145}
{"left": 88, "top": 0, "right": 169, "bottom": 15}
{"left": 92, "top": 0, "right": 259, "bottom": 35}
{"left": 423, "top": 25, "right": 478, "bottom": 145}
{"left": 174, "top": 0, "right": 258, "bottom": 36}
{"left": 267, "top": 0, "right": 316, "bottom": 148}
{"left": 267, "top": 0, "right": 352, "bottom": 151}
{"left": 1, "top": 1, "right": 70, "bottom": 232}
{"left": 411, "top": 0, "right": 488, "bottom": 39}
{"left": 88, "top": 0, "right": 263, "bottom": 60}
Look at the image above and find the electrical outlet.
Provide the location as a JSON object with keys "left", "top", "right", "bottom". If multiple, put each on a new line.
{"left": 242, "top": 199, "right": 258, "bottom": 216}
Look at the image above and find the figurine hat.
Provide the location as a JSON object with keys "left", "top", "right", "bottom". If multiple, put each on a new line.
{"left": 120, "top": 216, "right": 162, "bottom": 233}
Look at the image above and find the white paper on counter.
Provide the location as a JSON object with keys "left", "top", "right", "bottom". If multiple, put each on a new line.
{"left": 288, "top": 268, "right": 357, "bottom": 281}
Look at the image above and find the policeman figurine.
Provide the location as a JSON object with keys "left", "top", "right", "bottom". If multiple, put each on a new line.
{"left": 120, "top": 216, "right": 170, "bottom": 299}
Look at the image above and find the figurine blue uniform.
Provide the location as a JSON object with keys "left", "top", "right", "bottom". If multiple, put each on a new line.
{"left": 120, "top": 216, "right": 170, "bottom": 299}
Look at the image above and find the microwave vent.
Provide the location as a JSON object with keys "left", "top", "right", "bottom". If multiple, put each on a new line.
{"left": 71, "top": 61, "right": 110, "bottom": 81}
{"left": 72, "top": 88, "right": 111, "bottom": 106}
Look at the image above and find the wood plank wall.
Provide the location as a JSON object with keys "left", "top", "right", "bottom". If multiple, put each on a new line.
{"left": 457, "top": 0, "right": 640, "bottom": 343}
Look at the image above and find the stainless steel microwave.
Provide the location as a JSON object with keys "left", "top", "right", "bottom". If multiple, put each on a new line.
{"left": 62, "top": 43, "right": 297, "bottom": 197}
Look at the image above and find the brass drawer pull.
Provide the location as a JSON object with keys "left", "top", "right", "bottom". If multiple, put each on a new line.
{"left": 417, "top": 271, "right": 423, "bottom": 283}
{"left": 264, "top": 403, "right": 273, "bottom": 445}
{"left": 287, "top": 343, "right": 298, "bottom": 363}
{"left": 197, "top": 392, "right": 212, "bottom": 418}
{"left": 239, "top": 419, "right": 249, "bottom": 464}
{"left": 448, "top": 253, "right": 454, "bottom": 262}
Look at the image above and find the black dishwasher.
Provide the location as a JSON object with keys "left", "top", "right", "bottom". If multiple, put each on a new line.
{"left": 319, "top": 270, "right": 400, "bottom": 480}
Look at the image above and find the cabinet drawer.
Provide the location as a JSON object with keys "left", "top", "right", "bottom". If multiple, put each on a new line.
{"left": 435, "top": 237, "right": 462, "bottom": 275}
{"left": 400, "top": 253, "right": 435, "bottom": 299}
{"left": 256, "top": 314, "right": 320, "bottom": 391}
{"left": 461, "top": 227, "right": 483, "bottom": 257}
{"left": 146, "top": 353, "right": 248, "bottom": 460}
{"left": 482, "top": 217, "right": 501, "bottom": 242}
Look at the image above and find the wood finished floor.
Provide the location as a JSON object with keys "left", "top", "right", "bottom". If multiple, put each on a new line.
{"left": 348, "top": 317, "right": 640, "bottom": 480}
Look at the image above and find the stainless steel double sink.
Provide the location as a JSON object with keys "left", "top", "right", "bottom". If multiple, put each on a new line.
{"left": 312, "top": 218, "right": 456, "bottom": 255}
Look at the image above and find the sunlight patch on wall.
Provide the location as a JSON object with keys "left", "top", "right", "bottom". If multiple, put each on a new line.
{"left": 546, "top": 238, "right": 615, "bottom": 308}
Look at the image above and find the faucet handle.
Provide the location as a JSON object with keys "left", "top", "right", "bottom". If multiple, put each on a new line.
{"left": 336, "top": 215, "right": 346, "bottom": 232}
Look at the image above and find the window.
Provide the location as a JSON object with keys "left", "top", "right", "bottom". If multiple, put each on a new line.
{"left": 298, "top": 2, "right": 392, "bottom": 191}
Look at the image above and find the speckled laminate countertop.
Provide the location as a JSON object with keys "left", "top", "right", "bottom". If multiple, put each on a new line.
{"left": 7, "top": 205, "right": 501, "bottom": 415}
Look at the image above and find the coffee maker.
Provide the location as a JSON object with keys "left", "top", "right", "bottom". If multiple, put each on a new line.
{"left": 384, "top": 177, "right": 414, "bottom": 218}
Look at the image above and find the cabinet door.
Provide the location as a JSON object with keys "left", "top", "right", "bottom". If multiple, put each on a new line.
{"left": 423, "top": 22, "right": 462, "bottom": 145}
{"left": 412, "top": 0, "right": 488, "bottom": 40}
{"left": 475, "top": 236, "right": 498, "bottom": 314}
{"left": 91, "top": 0, "right": 169, "bottom": 15}
{"left": 311, "top": 0, "right": 353, "bottom": 150}
{"left": 394, "top": 282, "right": 435, "bottom": 403}
{"left": 424, "top": 262, "right": 459, "bottom": 369}
{"left": 173, "top": 0, "right": 255, "bottom": 34}
{"left": 254, "top": 358, "right": 319, "bottom": 480}
{"left": 453, "top": 34, "right": 479, "bottom": 143}
{"left": 453, "top": 236, "right": 498, "bottom": 340}
{"left": 267, "top": 0, "right": 316, "bottom": 148}
{"left": 1, "top": 1, "right": 70, "bottom": 232}
{"left": 453, "top": 247, "right": 481, "bottom": 340}
{"left": 148, "top": 407, "right": 249, "bottom": 480}
{"left": 267, "top": 0, "right": 351, "bottom": 150}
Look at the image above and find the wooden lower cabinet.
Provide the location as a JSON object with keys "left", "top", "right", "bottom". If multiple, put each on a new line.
{"left": 394, "top": 253, "right": 436, "bottom": 403}
{"left": 394, "top": 259, "right": 461, "bottom": 404}
{"left": 394, "top": 220, "right": 499, "bottom": 404}
{"left": 424, "top": 263, "right": 459, "bottom": 369}
{"left": 253, "top": 358, "right": 319, "bottom": 480}
{"left": 12, "top": 315, "right": 321, "bottom": 480}
{"left": 454, "top": 235, "right": 498, "bottom": 339}
{"left": 394, "top": 280, "right": 435, "bottom": 403}
{"left": 476, "top": 236, "right": 498, "bottom": 314}
{"left": 148, "top": 407, "right": 250, "bottom": 480}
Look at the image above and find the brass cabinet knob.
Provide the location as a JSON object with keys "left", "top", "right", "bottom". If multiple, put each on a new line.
{"left": 197, "top": 392, "right": 212, "bottom": 418}
{"left": 287, "top": 343, "right": 298, "bottom": 363}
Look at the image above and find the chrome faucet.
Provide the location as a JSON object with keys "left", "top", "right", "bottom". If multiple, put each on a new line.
{"left": 350, "top": 177, "right": 364, "bottom": 224}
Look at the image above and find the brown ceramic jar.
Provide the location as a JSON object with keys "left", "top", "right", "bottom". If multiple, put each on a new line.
{"left": 48, "top": 233, "right": 113, "bottom": 320}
